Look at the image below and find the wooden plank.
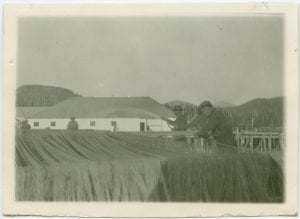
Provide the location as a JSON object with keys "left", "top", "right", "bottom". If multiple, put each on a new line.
{"left": 263, "top": 135, "right": 267, "bottom": 152}
{"left": 268, "top": 137, "right": 272, "bottom": 151}
{"left": 126, "top": 130, "right": 283, "bottom": 138}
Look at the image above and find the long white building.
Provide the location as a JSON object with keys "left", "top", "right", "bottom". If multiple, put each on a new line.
{"left": 27, "top": 97, "right": 175, "bottom": 132}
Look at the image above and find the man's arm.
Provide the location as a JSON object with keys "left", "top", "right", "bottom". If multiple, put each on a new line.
{"left": 187, "top": 114, "right": 200, "bottom": 129}
{"left": 161, "top": 117, "right": 176, "bottom": 126}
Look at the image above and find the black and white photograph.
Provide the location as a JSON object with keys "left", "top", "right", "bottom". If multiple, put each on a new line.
{"left": 3, "top": 3, "right": 299, "bottom": 217}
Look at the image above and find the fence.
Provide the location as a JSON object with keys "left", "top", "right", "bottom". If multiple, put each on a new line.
{"left": 131, "top": 130, "right": 285, "bottom": 152}
{"left": 234, "top": 130, "right": 285, "bottom": 152}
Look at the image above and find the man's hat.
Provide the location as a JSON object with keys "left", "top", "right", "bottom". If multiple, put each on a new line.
{"left": 199, "top": 101, "right": 213, "bottom": 109}
{"left": 173, "top": 105, "right": 183, "bottom": 111}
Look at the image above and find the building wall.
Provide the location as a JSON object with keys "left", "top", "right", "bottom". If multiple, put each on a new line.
{"left": 27, "top": 118, "right": 173, "bottom": 132}
{"left": 146, "top": 119, "right": 173, "bottom": 131}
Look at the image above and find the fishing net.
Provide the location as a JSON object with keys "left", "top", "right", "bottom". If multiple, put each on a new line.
{"left": 16, "top": 130, "right": 283, "bottom": 202}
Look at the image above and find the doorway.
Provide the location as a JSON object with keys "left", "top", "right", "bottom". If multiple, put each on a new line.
{"left": 140, "top": 122, "right": 145, "bottom": 132}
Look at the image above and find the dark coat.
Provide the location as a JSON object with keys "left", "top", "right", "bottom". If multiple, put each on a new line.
{"left": 67, "top": 121, "right": 79, "bottom": 130}
{"left": 188, "top": 109, "right": 236, "bottom": 146}
{"left": 21, "top": 122, "right": 31, "bottom": 130}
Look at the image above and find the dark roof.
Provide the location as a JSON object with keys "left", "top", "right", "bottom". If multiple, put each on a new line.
{"left": 16, "top": 107, "right": 49, "bottom": 119}
{"left": 28, "top": 97, "right": 175, "bottom": 119}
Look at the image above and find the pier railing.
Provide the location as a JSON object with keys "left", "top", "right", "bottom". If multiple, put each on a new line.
{"left": 234, "top": 130, "right": 284, "bottom": 152}
{"left": 131, "top": 130, "right": 285, "bottom": 152}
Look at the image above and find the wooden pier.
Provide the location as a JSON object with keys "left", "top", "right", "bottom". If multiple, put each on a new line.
{"left": 234, "top": 130, "right": 285, "bottom": 152}
{"left": 132, "top": 130, "right": 285, "bottom": 152}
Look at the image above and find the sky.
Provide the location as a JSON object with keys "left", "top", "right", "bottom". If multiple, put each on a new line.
{"left": 17, "top": 16, "right": 283, "bottom": 105}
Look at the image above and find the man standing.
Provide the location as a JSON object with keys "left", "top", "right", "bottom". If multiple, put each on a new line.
{"left": 17, "top": 119, "right": 31, "bottom": 134}
{"left": 67, "top": 117, "right": 79, "bottom": 130}
{"left": 21, "top": 119, "right": 31, "bottom": 130}
{"left": 161, "top": 105, "right": 188, "bottom": 143}
{"left": 188, "top": 101, "right": 236, "bottom": 151}
{"left": 161, "top": 105, "right": 187, "bottom": 131}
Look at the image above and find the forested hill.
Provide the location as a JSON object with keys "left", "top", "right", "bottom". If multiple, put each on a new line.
{"left": 17, "top": 84, "right": 284, "bottom": 128}
{"left": 17, "top": 85, "right": 81, "bottom": 107}
{"left": 224, "top": 97, "right": 284, "bottom": 128}
{"left": 165, "top": 97, "right": 284, "bottom": 128}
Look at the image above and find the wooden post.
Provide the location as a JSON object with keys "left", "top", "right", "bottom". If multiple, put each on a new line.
{"left": 250, "top": 136, "right": 254, "bottom": 152}
{"left": 193, "top": 137, "right": 197, "bottom": 152}
{"left": 280, "top": 133, "right": 284, "bottom": 150}
{"left": 263, "top": 135, "right": 266, "bottom": 152}
{"left": 274, "top": 137, "right": 278, "bottom": 150}
{"left": 258, "top": 139, "right": 262, "bottom": 152}
{"left": 236, "top": 128, "right": 240, "bottom": 149}
{"left": 186, "top": 136, "right": 191, "bottom": 143}
{"left": 268, "top": 136, "right": 272, "bottom": 151}
{"left": 200, "top": 138, "right": 204, "bottom": 152}
{"left": 278, "top": 136, "right": 281, "bottom": 150}
{"left": 198, "top": 138, "right": 203, "bottom": 152}
{"left": 241, "top": 136, "right": 244, "bottom": 149}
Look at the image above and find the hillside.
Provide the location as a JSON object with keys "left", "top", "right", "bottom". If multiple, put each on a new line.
{"left": 224, "top": 97, "right": 284, "bottom": 129}
{"left": 17, "top": 85, "right": 81, "bottom": 107}
{"left": 17, "top": 84, "right": 284, "bottom": 128}
{"left": 213, "top": 101, "right": 235, "bottom": 108}
{"left": 165, "top": 97, "right": 284, "bottom": 128}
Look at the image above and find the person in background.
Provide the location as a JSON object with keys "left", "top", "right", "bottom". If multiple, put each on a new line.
{"left": 67, "top": 117, "right": 79, "bottom": 130}
{"left": 21, "top": 119, "right": 31, "bottom": 130}
{"left": 161, "top": 105, "right": 187, "bottom": 131}
{"left": 146, "top": 125, "right": 151, "bottom": 132}
{"left": 188, "top": 101, "right": 236, "bottom": 151}
{"left": 161, "top": 105, "right": 188, "bottom": 143}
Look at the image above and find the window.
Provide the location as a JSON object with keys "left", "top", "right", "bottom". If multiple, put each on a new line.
{"left": 34, "top": 122, "right": 39, "bottom": 127}
{"left": 50, "top": 121, "right": 56, "bottom": 127}
{"left": 90, "top": 121, "right": 96, "bottom": 126}
{"left": 111, "top": 121, "right": 117, "bottom": 126}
